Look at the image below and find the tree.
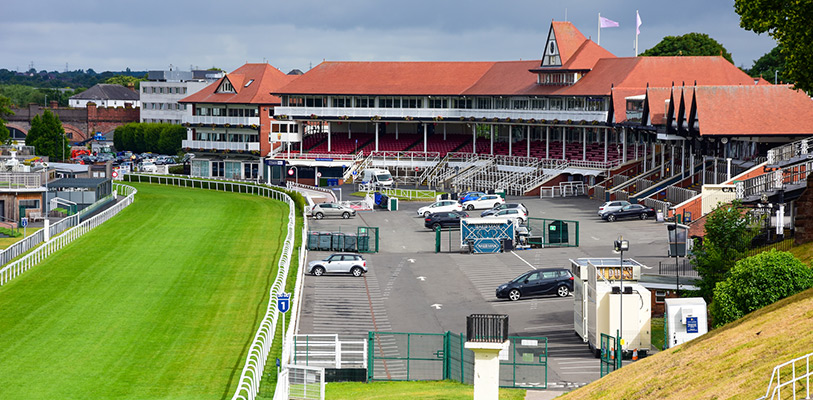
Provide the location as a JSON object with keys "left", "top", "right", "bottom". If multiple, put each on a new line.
{"left": 690, "top": 200, "right": 758, "bottom": 302}
{"left": 0, "top": 94, "right": 13, "bottom": 145}
{"left": 710, "top": 250, "right": 813, "bottom": 327}
{"left": 640, "top": 32, "right": 734, "bottom": 64}
{"left": 747, "top": 46, "right": 786, "bottom": 83}
{"left": 105, "top": 75, "right": 143, "bottom": 90}
{"left": 25, "top": 109, "right": 70, "bottom": 161}
{"left": 735, "top": 0, "right": 813, "bottom": 93}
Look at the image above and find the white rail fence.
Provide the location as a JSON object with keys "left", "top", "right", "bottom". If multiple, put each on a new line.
{"left": 122, "top": 173, "right": 298, "bottom": 400}
{"left": 290, "top": 334, "right": 368, "bottom": 369}
{"left": 758, "top": 352, "right": 812, "bottom": 400}
{"left": 0, "top": 184, "right": 137, "bottom": 286}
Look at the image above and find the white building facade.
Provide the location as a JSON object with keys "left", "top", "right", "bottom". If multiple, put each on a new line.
{"left": 140, "top": 70, "right": 223, "bottom": 125}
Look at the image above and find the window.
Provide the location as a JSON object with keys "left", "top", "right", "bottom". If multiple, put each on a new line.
{"left": 244, "top": 79, "right": 254, "bottom": 87}
{"left": 334, "top": 96, "right": 351, "bottom": 107}
{"left": 305, "top": 96, "right": 325, "bottom": 107}
{"left": 402, "top": 97, "right": 421, "bottom": 108}
{"left": 566, "top": 97, "right": 585, "bottom": 110}
{"left": 476, "top": 97, "right": 492, "bottom": 109}
{"left": 655, "top": 290, "right": 667, "bottom": 304}
{"left": 182, "top": 87, "right": 187, "bottom": 94}
{"left": 428, "top": 98, "right": 448, "bottom": 108}
{"left": 452, "top": 98, "right": 472, "bottom": 109}
{"left": 380, "top": 97, "right": 399, "bottom": 108}
{"left": 512, "top": 99, "right": 529, "bottom": 110}
{"left": 355, "top": 97, "right": 375, "bottom": 108}
{"left": 142, "top": 87, "right": 149, "bottom": 93}
{"left": 549, "top": 98, "right": 563, "bottom": 110}
{"left": 288, "top": 96, "right": 304, "bottom": 107}
{"left": 218, "top": 79, "right": 235, "bottom": 93}
{"left": 530, "top": 98, "right": 547, "bottom": 109}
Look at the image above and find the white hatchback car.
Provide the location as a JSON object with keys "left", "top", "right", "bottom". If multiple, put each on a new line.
{"left": 484, "top": 208, "right": 527, "bottom": 222}
{"left": 462, "top": 194, "right": 505, "bottom": 210}
{"left": 417, "top": 200, "right": 463, "bottom": 217}
{"left": 307, "top": 253, "right": 367, "bottom": 277}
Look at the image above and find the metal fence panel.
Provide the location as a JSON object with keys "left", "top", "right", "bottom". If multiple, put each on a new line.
{"left": 287, "top": 365, "right": 325, "bottom": 400}
{"left": 526, "top": 218, "right": 579, "bottom": 248}
{"left": 499, "top": 336, "right": 548, "bottom": 389}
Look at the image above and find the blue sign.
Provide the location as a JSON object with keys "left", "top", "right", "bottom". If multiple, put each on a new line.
{"left": 472, "top": 238, "right": 503, "bottom": 253}
{"left": 265, "top": 159, "right": 286, "bottom": 166}
{"left": 94, "top": 132, "right": 105, "bottom": 141}
{"left": 277, "top": 293, "right": 290, "bottom": 313}
{"left": 315, "top": 157, "right": 333, "bottom": 162}
{"left": 686, "top": 316, "right": 698, "bottom": 333}
{"left": 20, "top": 217, "right": 28, "bottom": 228}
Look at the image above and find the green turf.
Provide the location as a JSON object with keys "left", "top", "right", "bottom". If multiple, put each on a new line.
{"left": 0, "top": 182, "right": 289, "bottom": 399}
{"left": 325, "top": 380, "right": 527, "bottom": 399}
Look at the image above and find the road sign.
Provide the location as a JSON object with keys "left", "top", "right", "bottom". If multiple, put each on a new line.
{"left": 288, "top": 168, "right": 294, "bottom": 176}
{"left": 20, "top": 217, "right": 28, "bottom": 228}
{"left": 277, "top": 293, "right": 290, "bottom": 313}
{"left": 112, "top": 170, "right": 119, "bottom": 178}
{"left": 316, "top": 172, "right": 322, "bottom": 178}
{"left": 352, "top": 170, "right": 358, "bottom": 175}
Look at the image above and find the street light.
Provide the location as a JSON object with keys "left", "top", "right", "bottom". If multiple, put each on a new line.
{"left": 613, "top": 237, "right": 629, "bottom": 364}
{"left": 668, "top": 206, "right": 680, "bottom": 297}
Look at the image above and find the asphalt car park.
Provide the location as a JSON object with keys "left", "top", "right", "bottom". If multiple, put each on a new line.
{"left": 299, "top": 189, "right": 672, "bottom": 387}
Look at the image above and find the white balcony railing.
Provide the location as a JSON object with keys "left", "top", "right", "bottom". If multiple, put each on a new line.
{"left": 274, "top": 106, "right": 608, "bottom": 123}
{"left": 182, "top": 140, "right": 260, "bottom": 152}
{"left": 186, "top": 116, "right": 261, "bottom": 126}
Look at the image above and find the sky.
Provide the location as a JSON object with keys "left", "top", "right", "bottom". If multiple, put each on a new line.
{"left": 0, "top": 0, "right": 777, "bottom": 76}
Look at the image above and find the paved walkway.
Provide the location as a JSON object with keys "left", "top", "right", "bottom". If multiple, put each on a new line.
{"left": 524, "top": 389, "right": 568, "bottom": 400}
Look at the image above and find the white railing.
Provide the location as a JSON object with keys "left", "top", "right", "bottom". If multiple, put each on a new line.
{"left": 273, "top": 105, "right": 608, "bottom": 123}
{"left": 767, "top": 137, "right": 813, "bottom": 165}
{"left": 539, "top": 181, "right": 586, "bottom": 198}
{"left": 282, "top": 365, "right": 325, "bottom": 400}
{"left": 187, "top": 115, "right": 260, "bottom": 126}
{"left": 0, "top": 183, "right": 137, "bottom": 286}
{"left": 377, "top": 187, "right": 437, "bottom": 200}
{"left": 182, "top": 140, "right": 260, "bottom": 152}
{"left": 285, "top": 152, "right": 362, "bottom": 162}
{"left": 287, "top": 181, "right": 338, "bottom": 202}
{"left": 0, "top": 230, "right": 45, "bottom": 268}
{"left": 758, "top": 352, "right": 812, "bottom": 400}
{"left": 0, "top": 172, "right": 42, "bottom": 189}
{"left": 640, "top": 197, "right": 670, "bottom": 216}
{"left": 290, "top": 334, "right": 368, "bottom": 369}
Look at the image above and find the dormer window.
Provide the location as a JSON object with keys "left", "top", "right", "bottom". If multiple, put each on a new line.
{"left": 244, "top": 79, "right": 254, "bottom": 87}
{"left": 218, "top": 79, "right": 235, "bottom": 93}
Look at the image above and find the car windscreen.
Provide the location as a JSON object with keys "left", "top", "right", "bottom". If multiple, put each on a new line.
{"left": 376, "top": 173, "right": 392, "bottom": 181}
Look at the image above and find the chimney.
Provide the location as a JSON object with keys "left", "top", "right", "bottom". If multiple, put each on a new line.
{"left": 127, "top": 82, "right": 135, "bottom": 91}
{"left": 49, "top": 100, "right": 58, "bottom": 109}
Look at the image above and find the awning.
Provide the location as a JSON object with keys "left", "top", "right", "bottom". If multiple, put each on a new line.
{"left": 562, "top": 167, "right": 603, "bottom": 176}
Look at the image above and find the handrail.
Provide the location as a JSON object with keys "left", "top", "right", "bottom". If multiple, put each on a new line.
{"left": 757, "top": 352, "right": 812, "bottom": 400}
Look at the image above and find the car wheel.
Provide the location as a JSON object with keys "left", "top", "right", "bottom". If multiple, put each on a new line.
{"left": 433, "top": 223, "right": 441, "bottom": 230}
{"left": 342, "top": 212, "right": 350, "bottom": 219}
{"left": 494, "top": 203, "right": 500, "bottom": 208}
{"left": 557, "top": 285, "right": 570, "bottom": 297}
{"left": 467, "top": 204, "right": 474, "bottom": 210}
{"left": 312, "top": 266, "right": 325, "bottom": 276}
{"left": 640, "top": 213, "right": 648, "bottom": 220}
{"left": 607, "top": 214, "right": 616, "bottom": 222}
{"left": 315, "top": 212, "right": 324, "bottom": 220}
{"left": 351, "top": 267, "right": 364, "bottom": 277}
{"left": 508, "top": 289, "right": 521, "bottom": 301}
{"left": 424, "top": 211, "right": 431, "bottom": 218}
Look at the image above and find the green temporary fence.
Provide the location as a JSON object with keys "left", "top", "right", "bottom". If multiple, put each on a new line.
{"left": 367, "top": 332, "right": 547, "bottom": 388}
{"left": 526, "top": 217, "right": 579, "bottom": 248}
{"left": 357, "top": 226, "right": 379, "bottom": 253}
{"left": 600, "top": 332, "right": 622, "bottom": 377}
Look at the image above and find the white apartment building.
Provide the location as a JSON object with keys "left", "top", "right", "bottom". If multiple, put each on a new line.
{"left": 140, "top": 70, "right": 224, "bottom": 124}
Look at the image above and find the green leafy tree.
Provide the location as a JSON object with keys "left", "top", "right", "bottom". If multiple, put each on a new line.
{"left": 25, "top": 109, "right": 70, "bottom": 161}
{"left": 690, "top": 200, "right": 758, "bottom": 302}
{"left": 158, "top": 125, "right": 187, "bottom": 155}
{"left": 710, "top": 250, "right": 813, "bottom": 327}
{"left": 113, "top": 123, "right": 185, "bottom": 154}
{"left": 105, "top": 75, "right": 143, "bottom": 90}
{"left": 735, "top": 0, "right": 813, "bottom": 93}
{"left": 747, "top": 46, "right": 786, "bottom": 83}
{"left": 640, "top": 32, "right": 734, "bottom": 64}
{"left": 0, "top": 94, "right": 13, "bottom": 145}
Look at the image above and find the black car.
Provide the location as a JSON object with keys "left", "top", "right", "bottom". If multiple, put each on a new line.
{"left": 424, "top": 211, "right": 468, "bottom": 229}
{"left": 496, "top": 268, "right": 574, "bottom": 301}
{"left": 601, "top": 204, "right": 657, "bottom": 222}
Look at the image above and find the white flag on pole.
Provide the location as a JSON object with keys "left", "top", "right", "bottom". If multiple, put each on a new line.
{"left": 636, "top": 11, "right": 642, "bottom": 35}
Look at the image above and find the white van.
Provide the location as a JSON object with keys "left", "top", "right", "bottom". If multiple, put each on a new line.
{"left": 360, "top": 168, "right": 393, "bottom": 187}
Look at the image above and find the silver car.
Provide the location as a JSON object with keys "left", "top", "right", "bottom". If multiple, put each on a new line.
{"left": 311, "top": 202, "right": 356, "bottom": 219}
{"left": 598, "top": 200, "right": 630, "bottom": 217}
{"left": 307, "top": 253, "right": 367, "bottom": 276}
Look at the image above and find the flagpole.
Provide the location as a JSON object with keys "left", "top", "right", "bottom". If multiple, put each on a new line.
{"left": 635, "top": 10, "right": 639, "bottom": 56}
{"left": 598, "top": 13, "right": 601, "bottom": 45}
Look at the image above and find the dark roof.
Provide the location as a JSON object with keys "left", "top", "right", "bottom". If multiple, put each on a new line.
{"left": 49, "top": 178, "right": 109, "bottom": 189}
{"left": 70, "top": 84, "right": 140, "bottom": 101}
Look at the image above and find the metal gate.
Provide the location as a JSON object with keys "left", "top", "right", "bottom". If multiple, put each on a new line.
{"left": 367, "top": 332, "right": 547, "bottom": 388}
{"left": 600, "top": 332, "right": 621, "bottom": 377}
{"left": 500, "top": 336, "right": 548, "bottom": 389}
{"left": 435, "top": 227, "right": 463, "bottom": 253}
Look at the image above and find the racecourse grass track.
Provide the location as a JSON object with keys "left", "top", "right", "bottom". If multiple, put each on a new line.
{"left": 0, "top": 182, "right": 288, "bottom": 399}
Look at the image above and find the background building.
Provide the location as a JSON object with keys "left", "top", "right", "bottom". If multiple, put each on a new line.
{"left": 69, "top": 84, "right": 140, "bottom": 108}
{"left": 140, "top": 69, "right": 224, "bottom": 125}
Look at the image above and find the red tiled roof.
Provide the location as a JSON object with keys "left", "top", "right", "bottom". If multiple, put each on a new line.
{"left": 561, "top": 56, "right": 756, "bottom": 97}
{"left": 645, "top": 87, "right": 681, "bottom": 126}
{"left": 275, "top": 61, "right": 497, "bottom": 96}
{"left": 561, "top": 40, "right": 616, "bottom": 70}
{"left": 693, "top": 85, "right": 813, "bottom": 136}
{"left": 550, "top": 21, "right": 590, "bottom": 65}
{"left": 180, "top": 63, "right": 295, "bottom": 104}
{"left": 462, "top": 60, "right": 540, "bottom": 95}
{"left": 609, "top": 88, "right": 646, "bottom": 123}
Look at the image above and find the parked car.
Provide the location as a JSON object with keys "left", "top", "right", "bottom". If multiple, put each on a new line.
{"left": 496, "top": 268, "right": 574, "bottom": 301}
{"left": 481, "top": 203, "right": 528, "bottom": 217}
{"left": 311, "top": 202, "right": 356, "bottom": 219}
{"left": 462, "top": 194, "right": 505, "bottom": 210}
{"left": 483, "top": 208, "right": 527, "bottom": 222}
{"left": 417, "top": 200, "right": 463, "bottom": 217}
{"left": 458, "top": 191, "right": 487, "bottom": 204}
{"left": 601, "top": 204, "right": 656, "bottom": 222}
{"left": 139, "top": 161, "right": 158, "bottom": 173}
{"left": 307, "top": 253, "right": 367, "bottom": 277}
{"left": 424, "top": 211, "right": 468, "bottom": 230}
{"left": 598, "top": 200, "right": 630, "bottom": 217}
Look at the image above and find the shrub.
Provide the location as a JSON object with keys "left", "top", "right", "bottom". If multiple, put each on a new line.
{"left": 710, "top": 249, "right": 813, "bottom": 327}
{"left": 168, "top": 165, "right": 186, "bottom": 175}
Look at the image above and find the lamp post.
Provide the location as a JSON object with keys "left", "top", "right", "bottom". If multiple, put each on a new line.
{"left": 614, "top": 237, "right": 629, "bottom": 365}
{"left": 669, "top": 206, "right": 680, "bottom": 297}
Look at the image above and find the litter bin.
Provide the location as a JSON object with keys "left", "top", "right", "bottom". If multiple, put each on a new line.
{"left": 389, "top": 197, "right": 399, "bottom": 211}
{"left": 344, "top": 234, "right": 358, "bottom": 252}
{"left": 502, "top": 238, "right": 514, "bottom": 252}
{"left": 495, "top": 189, "right": 506, "bottom": 200}
{"left": 374, "top": 192, "right": 382, "bottom": 205}
{"left": 358, "top": 234, "right": 370, "bottom": 252}
{"left": 547, "top": 220, "right": 569, "bottom": 244}
{"left": 379, "top": 194, "right": 389, "bottom": 209}
{"left": 331, "top": 232, "right": 345, "bottom": 251}
{"left": 307, "top": 231, "right": 320, "bottom": 250}
{"left": 318, "top": 232, "right": 333, "bottom": 250}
